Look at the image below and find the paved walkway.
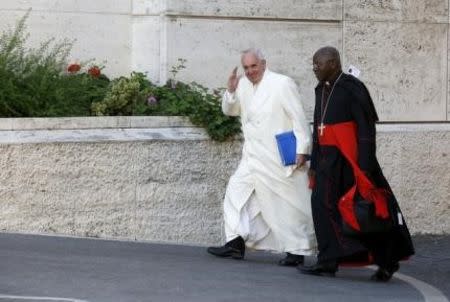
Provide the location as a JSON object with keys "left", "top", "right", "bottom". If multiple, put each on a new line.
{"left": 0, "top": 233, "right": 448, "bottom": 302}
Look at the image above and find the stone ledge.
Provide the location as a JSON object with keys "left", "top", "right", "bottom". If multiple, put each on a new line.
{"left": 0, "top": 118, "right": 448, "bottom": 145}
{"left": 377, "top": 123, "right": 450, "bottom": 132}
{"left": 0, "top": 128, "right": 209, "bottom": 144}
{"left": 1, "top": 117, "right": 448, "bottom": 131}
{"left": 0, "top": 116, "right": 193, "bottom": 131}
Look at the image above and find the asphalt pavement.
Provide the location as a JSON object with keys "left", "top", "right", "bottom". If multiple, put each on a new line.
{"left": 0, "top": 233, "right": 448, "bottom": 302}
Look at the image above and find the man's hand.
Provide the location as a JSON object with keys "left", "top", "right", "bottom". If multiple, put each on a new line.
{"left": 295, "top": 154, "right": 307, "bottom": 169}
{"left": 307, "top": 168, "right": 316, "bottom": 189}
{"left": 227, "top": 67, "right": 241, "bottom": 93}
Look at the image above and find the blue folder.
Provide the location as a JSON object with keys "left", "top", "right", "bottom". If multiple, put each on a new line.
{"left": 275, "top": 131, "right": 297, "bottom": 166}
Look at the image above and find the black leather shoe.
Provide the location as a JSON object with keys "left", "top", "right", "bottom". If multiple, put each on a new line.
{"left": 207, "top": 246, "right": 244, "bottom": 259}
{"left": 298, "top": 262, "right": 338, "bottom": 277}
{"left": 207, "top": 236, "right": 245, "bottom": 260}
{"left": 370, "top": 263, "right": 399, "bottom": 282}
{"left": 278, "top": 253, "right": 304, "bottom": 266}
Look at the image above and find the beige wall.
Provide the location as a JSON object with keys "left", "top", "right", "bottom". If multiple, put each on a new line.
{"left": 0, "top": 118, "right": 448, "bottom": 245}
{"left": 0, "top": 1, "right": 449, "bottom": 241}
{"left": 0, "top": 0, "right": 448, "bottom": 121}
{"left": 0, "top": 0, "right": 132, "bottom": 77}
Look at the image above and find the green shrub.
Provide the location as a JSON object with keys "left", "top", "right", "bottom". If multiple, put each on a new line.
{"left": 0, "top": 12, "right": 241, "bottom": 141}
{"left": 0, "top": 11, "right": 110, "bottom": 117}
{"left": 92, "top": 72, "right": 241, "bottom": 141}
{"left": 91, "top": 75, "right": 140, "bottom": 116}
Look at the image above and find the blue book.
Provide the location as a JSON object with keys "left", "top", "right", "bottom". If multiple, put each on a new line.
{"left": 275, "top": 131, "right": 297, "bottom": 166}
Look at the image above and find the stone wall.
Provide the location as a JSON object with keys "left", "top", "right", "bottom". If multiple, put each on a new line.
{"left": 0, "top": 1, "right": 449, "bottom": 243}
{"left": 0, "top": 1, "right": 133, "bottom": 78}
{"left": 0, "top": 0, "right": 448, "bottom": 121}
{"left": 0, "top": 118, "right": 448, "bottom": 246}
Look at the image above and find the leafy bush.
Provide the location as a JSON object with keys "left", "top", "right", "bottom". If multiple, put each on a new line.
{"left": 91, "top": 72, "right": 241, "bottom": 141}
{"left": 0, "top": 12, "right": 241, "bottom": 141}
{"left": 91, "top": 75, "right": 140, "bottom": 116}
{"left": 0, "top": 11, "right": 110, "bottom": 117}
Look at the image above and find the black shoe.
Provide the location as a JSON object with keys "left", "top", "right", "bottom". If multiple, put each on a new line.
{"left": 207, "top": 236, "right": 245, "bottom": 260}
{"left": 370, "top": 263, "right": 399, "bottom": 282}
{"left": 207, "top": 246, "right": 245, "bottom": 259}
{"left": 298, "top": 262, "right": 338, "bottom": 277}
{"left": 278, "top": 253, "right": 304, "bottom": 266}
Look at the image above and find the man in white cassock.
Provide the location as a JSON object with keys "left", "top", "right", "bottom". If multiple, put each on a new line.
{"left": 207, "top": 48, "right": 317, "bottom": 266}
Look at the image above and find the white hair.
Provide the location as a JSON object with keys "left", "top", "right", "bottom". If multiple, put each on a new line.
{"left": 241, "top": 48, "right": 265, "bottom": 60}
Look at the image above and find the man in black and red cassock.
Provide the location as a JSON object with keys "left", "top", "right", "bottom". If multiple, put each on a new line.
{"left": 299, "top": 46, "right": 414, "bottom": 281}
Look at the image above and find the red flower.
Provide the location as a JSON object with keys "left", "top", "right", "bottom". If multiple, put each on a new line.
{"left": 67, "top": 63, "right": 81, "bottom": 73}
{"left": 88, "top": 66, "right": 101, "bottom": 78}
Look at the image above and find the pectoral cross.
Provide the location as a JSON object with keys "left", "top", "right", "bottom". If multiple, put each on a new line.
{"left": 319, "top": 73, "right": 343, "bottom": 138}
{"left": 318, "top": 123, "right": 326, "bottom": 136}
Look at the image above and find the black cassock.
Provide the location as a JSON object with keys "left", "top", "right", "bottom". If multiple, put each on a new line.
{"left": 310, "top": 73, "right": 414, "bottom": 268}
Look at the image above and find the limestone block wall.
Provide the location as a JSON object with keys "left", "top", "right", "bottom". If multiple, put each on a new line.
{"left": 0, "top": 117, "right": 238, "bottom": 245}
{"left": 0, "top": 0, "right": 133, "bottom": 77}
{"left": 148, "top": 0, "right": 449, "bottom": 122}
{"left": 0, "top": 1, "right": 449, "bottom": 243}
{"left": 0, "top": 118, "right": 448, "bottom": 246}
{"left": 343, "top": 1, "right": 449, "bottom": 121}
{"left": 1, "top": 0, "right": 449, "bottom": 121}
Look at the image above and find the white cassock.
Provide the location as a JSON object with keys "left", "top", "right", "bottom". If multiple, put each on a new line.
{"left": 222, "top": 69, "right": 317, "bottom": 255}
